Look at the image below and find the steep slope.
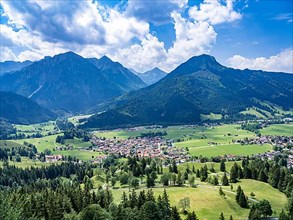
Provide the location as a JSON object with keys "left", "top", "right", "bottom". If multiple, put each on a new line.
{"left": 88, "top": 56, "right": 146, "bottom": 91}
{"left": 0, "top": 52, "right": 144, "bottom": 113}
{"left": 135, "top": 67, "right": 167, "bottom": 85}
{"left": 81, "top": 54, "right": 293, "bottom": 128}
{"left": 0, "top": 119, "right": 16, "bottom": 139}
{"left": 0, "top": 60, "right": 32, "bottom": 76}
{"left": 0, "top": 91, "right": 56, "bottom": 124}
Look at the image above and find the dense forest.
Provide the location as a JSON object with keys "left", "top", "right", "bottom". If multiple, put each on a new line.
{"left": 0, "top": 154, "right": 292, "bottom": 219}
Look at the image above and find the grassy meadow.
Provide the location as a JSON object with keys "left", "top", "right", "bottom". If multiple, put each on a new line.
{"left": 110, "top": 179, "right": 287, "bottom": 220}
{"left": 260, "top": 123, "right": 293, "bottom": 136}
{"left": 14, "top": 121, "right": 57, "bottom": 136}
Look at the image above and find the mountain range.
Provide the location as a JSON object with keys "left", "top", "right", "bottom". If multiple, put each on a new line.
{"left": 132, "top": 67, "right": 167, "bottom": 85}
{"left": 0, "top": 91, "right": 56, "bottom": 124}
{"left": 0, "top": 60, "right": 33, "bottom": 76}
{"left": 0, "top": 52, "right": 146, "bottom": 113}
{"left": 81, "top": 54, "right": 293, "bottom": 129}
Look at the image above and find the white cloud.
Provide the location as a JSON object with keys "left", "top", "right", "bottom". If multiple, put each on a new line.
{"left": 0, "top": 48, "right": 18, "bottom": 62}
{"left": 227, "top": 49, "right": 293, "bottom": 73}
{"left": 188, "top": 0, "right": 241, "bottom": 25}
{"left": 126, "top": 0, "right": 188, "bottom": 25}
{"left": 107, "top": 13, "right": 217, "bottom": 72}
{"left": 166, "top": 12, "right": 217, "bottom": 70}
{"left": 113, "top": 34, "right": 168, "bottom": 72}
{"left": 0, "top": 0, "right": 242, "bottom": 72}
{"left": 0, "top": 0, "right": 150, "bottom": 62}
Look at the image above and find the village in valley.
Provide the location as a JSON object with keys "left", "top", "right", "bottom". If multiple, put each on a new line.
{"left": 42, "top": 121, "right": 293, "bottom": 168}
{"left": 91, "top": 135, "right": 190, "bottom": 162}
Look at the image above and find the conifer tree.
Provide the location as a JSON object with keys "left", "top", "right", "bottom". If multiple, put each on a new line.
{"left": 222, "top": 172, "right": 229, "bottom": 186}
{"left": 171, "top": 206, "right": 181, "bottom": 220}
{"left": 219, "top": 212, "right": 225, "bottom": 220}
{"left": 220, "top": 159, "right": 226, "bottom": 172}
{"left": 186, "top": 211, "right": 198, "bottom": 220}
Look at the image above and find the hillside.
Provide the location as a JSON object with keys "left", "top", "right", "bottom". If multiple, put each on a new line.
{"left": 81, "top": 54, "right": 293, "bottom": 128}
{"left": 0, "top": 60, "right": 32, "bottom": 76}
{"left": 0, "top": 91, "right": 56, "bottom": 124}
{"left": 134, "top": 67, "right": 167, "bottom": 85}
{"left": 0, "top": 52, "right": 145, "bottom": 113}
{"left": 0, "top": 119, "right": 16, "bottom": 139}
{"left": 88, "top": 56, "right": 146, "bottom": 91}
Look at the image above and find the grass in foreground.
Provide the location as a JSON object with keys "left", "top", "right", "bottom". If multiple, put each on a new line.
{"left": 110, "top": 178, "right": 286, "bottom": 220}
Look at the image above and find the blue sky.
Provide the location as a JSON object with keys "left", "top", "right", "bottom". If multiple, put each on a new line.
{"left": 0, "top": 0, "right": 292, "bottom": 72}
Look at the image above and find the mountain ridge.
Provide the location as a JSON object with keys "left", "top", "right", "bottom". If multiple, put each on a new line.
{"left": 81, "top": 54, "right": 293, "bottom": 128}
{"left": 0, "top": 52, "right": 146, "bottom": 113}
{"left": 135, "top": 67, "right": 167, "bottom": 85}
{"left": 0, "top": 91, "right": 57, "bottom": 124}
{"left": 0, "top": 60, "right": 33, "bottom": 76}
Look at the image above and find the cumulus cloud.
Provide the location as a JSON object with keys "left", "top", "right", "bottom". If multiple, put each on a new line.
{"left": 0, "top": 0, "right": 149, "bottom": 61}
{"left": 166, "top": 12, "right": 217, "bottom": 70}
{"left": 188, "top": 0, "right": 242, "bottom": 25}
{"left": 0, "top": 0, "right": 242, "bottom": 72}
{"left": 227, "top": 49, "right": 293, "bottom": 73}
{"left": 126, "top": 0, "right": 188, "bottom": 25}
{"left": 114, "top": 34, "right": 168, "bottom": 72}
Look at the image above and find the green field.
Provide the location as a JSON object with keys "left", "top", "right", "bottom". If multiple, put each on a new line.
{"left": 3, "top": 157, "right": 56, "bottom": 168}
{"left": 111, "top": 179, "right": 286, "bottom": 220}
{"left": 64, "top": 138, "right": 93, "bottom": 148}
{"left": 222, "top": 179, "right": 287, "bottom": 213}
{"left": 177, "top": 143, "right": 272, "bottom": 157}
{"left": 94, "top": 123, "right": 280, "bottom": 157}
{"left": 261, "top": 123, "right": 293, "bottom": 136}
{"left": 68, "top": 114, "right": 93, "bottom": 125}
{"left": 14, "top": 121, "right": 57, "bottom": 136}
{"left": 0, "top": 140, "right": 24, "bottom": 148}
{"left": 14, "top": 135, "right": 58, "bottom": 152}
{"left": 53, "top": 149, "right": 105, "bottom": 161}
{"left": 13, "top": 134, "right": 97, "bottom": 161}
{"left": 240, "top": 108, "right": 267, "bottom": 118}
{"left": 174, "top": 124, "right": 272, "bottom": 157}
{"left": 200, "top": 113, "right": 222, "bottom": 121}
{"left": 94, "top": 126, "right": 197, "bottom": 140}
{"left": 174, "top": 161, "right": 242, "bottom": 173}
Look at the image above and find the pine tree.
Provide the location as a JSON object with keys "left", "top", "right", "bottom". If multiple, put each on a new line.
{"left": 196, "top": 169, "right": 200, "bottom": 178}
{"left": 172, "top": 160, "right": 178, "bottom": 174}
{"left": 157, "top": 195, "right": 164, "bottom": 219}
{"left": 200, "top": 165, "right": 208, "bottom": 182}
{"left": 146, "top": 174, "right": 155, "bottom": 188}
{"left": 146, "top": 189, "right": 156, "bottom": 202}
{"left": 220, "top": 159, "right": 226, "bottom": 172}
{"left": 235, "top": 186, "right": 242, "bottom": 203}
{"left": 177, "top": 171, "right": 184, "bottom": 186}
{"left": 219, "top": 212, "right": 225, "bottom": 220}
{"left": 186, "top": 211, "right": 198, "bottom": 220}
{"left": 238, "top": 167, "right": 243, "bottom": 179}
{"left": 213, "top": 176, "right": 219, "bottom": 186}
{"left": 192, "top": 165, "right": 196, "bottom": 174}
{"left": 230, "top": 163, "right": 238, "bottom": 183}
{"left": 170, "top": 206, "right": 181, "bottom": 220}
{"left": 258, "top": 169, "right": 268, "bottom": 182}
{"left": 248, "top": 204, "right": 261, "bottom": 220}
{"left": 138, "top": 190, "right": 146, "bottom": 209}
{"left": 121, "top": 191, "right": 129, "bottom": 208}
{"left": 219, "top": 186, "right": 225, "bottom": 197}
{"left": 162, "top": 189, "right": 171, "bottom": 219}
{"left": 238, "top": 190, "right": 248, "bottom": 208}
{"left": 129, "top": 189, "right": 137, "bottom": 208}
{"left": 222, "top": 172, "right": 229, "bottom": 186}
